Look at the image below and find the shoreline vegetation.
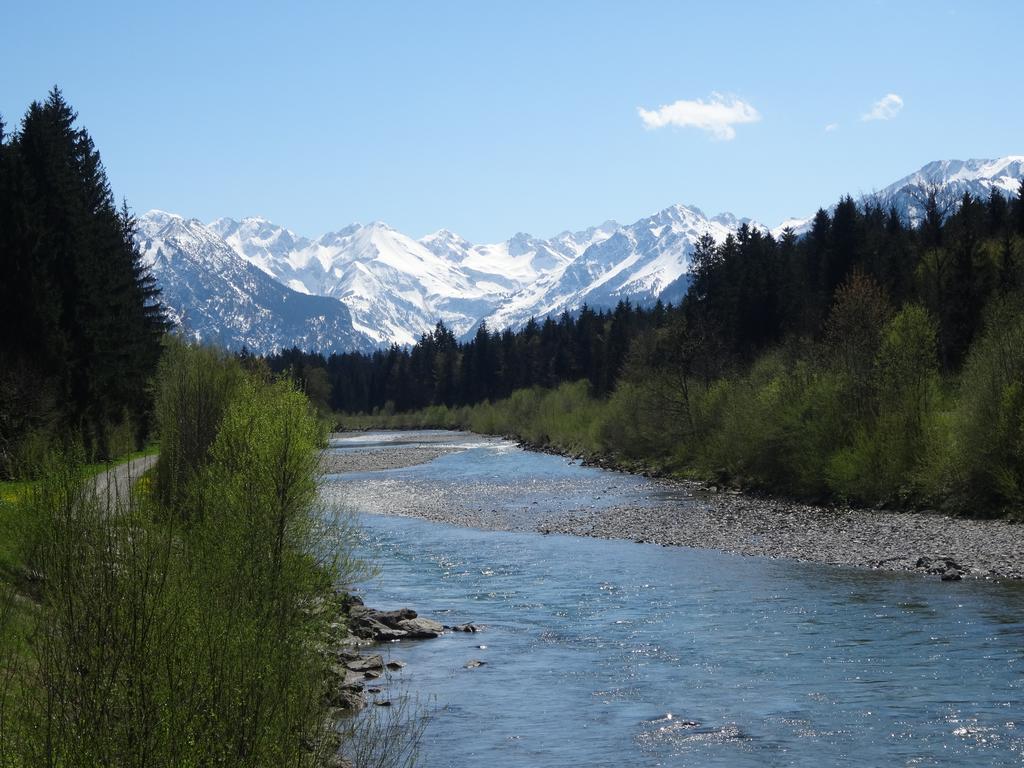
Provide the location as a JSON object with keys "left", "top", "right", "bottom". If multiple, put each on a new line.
{"left": 0, "top": 343, "right": 424, "bottom": 767}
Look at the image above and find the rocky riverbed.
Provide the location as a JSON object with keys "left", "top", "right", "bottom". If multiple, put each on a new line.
{"left": 321, "top": 595, "right": 483, "bottom": 715}
{"left": 324, "top": 431, "right": 1024, "bottom": 581}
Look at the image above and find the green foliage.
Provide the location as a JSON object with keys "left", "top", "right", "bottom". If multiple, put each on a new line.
{"left": 953, "top": 295, "right": 1024, "bottom": 517}
{"left": 153, "top": 339, "right": 245, "bottom": 516}
{"left": 0, "top": 346, "right": 372, "bottom": 767}
{"left": 695, "top": 354, "right": 845, "bottom": 496}
{"left": 827, "top": 305, "right": 941, "bottom": 503}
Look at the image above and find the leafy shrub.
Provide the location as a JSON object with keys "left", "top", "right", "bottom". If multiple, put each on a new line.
{"left": 153, "top": 339, "right": 245, "bottom": 515}
{"left": 953, "top": 295, "right": 1024, "bottom": 517}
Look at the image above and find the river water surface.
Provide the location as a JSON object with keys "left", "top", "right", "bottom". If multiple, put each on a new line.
{"left": 322, "top": 431, "right": 1024, "bottom": 767}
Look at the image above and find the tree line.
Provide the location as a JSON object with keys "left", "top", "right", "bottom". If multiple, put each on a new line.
{"left": 263, "top": 299, "right": 672, "bottom": 414}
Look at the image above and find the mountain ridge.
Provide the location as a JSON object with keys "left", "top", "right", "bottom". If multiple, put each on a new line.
{"left": 139, "top": 155, "right": 1024, "bottom": 352}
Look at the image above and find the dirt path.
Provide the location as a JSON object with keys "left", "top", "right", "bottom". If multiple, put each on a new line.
{"left": 92, "top": 454, "right": 158, "bottom": 509}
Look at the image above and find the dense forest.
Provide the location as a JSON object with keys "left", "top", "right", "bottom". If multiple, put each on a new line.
{"left": 0, "top": 89, "right": 167, "bottom": 475}
{"left": 299, "top": 185, "right": 1024, "bottom": 517}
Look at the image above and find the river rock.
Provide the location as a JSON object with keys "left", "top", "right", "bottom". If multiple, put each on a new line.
{"left": 325, "top": 687, "right": 365, "bottom": 711}
{"left": 324, "top": 668, "right": 366, "bottom": 710}
{"left": 464, "top": 659, "right": 486, "bottom": 669}
{"left": 346, "top": 654, "right": 384, "bottom": 672}
{"left": 396, "top": 617, "right": 444, "bottom": 638}
{"left": 348, "top": 614, "right": 408, "bottom": 641}
{"left": 941, "top": 569, "right": 963, "bottom": 581}
{"left": 327, "top": 664, "right": 366, "bottom": 689}
{"left": 334, "top": 647, "right": 362, "bottom": 663}
{"left": 370, "top": 608, "right": 418, "bottom": 627}
{"left": 366, "top": 619, "right": 410, "bottom": 641}
{"left": 347, "top": 604, "right": 374, "bottom": 620}
{"left": 385, "top": 660, "right": 406, "bottom": 670}
{"left": 448, "top": 623, "right": 484, "bottom": 633}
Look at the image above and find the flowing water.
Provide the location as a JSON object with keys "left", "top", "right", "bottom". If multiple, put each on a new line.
{"left": 321, "top": 431, "right": 1024, "bottom": 767}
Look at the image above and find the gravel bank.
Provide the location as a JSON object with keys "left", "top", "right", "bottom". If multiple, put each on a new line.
{"left": 536, "top": 486, "right": 1024, "bottom": 581}
{"left": 320, "top": 445, "right": 462, "bottom": 474}
{"left": 323, "top": 433, "right": 1024, "bottom": 581}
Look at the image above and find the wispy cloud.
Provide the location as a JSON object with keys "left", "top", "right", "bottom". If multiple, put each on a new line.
{"left": 861, "top": 93, "right": 904, "bottom": 121}
{"left": 637, "top": 92, "right": 761, "bottom": 140}
{"left": 825, "top": 122, "right": 840, "bottom": 132}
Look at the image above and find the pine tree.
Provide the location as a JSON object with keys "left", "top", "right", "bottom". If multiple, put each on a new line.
{"left": 1015, "top": 178, "right": 1024, "bottom": 235}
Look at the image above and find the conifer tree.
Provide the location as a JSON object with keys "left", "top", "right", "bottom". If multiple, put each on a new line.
{"left": 0, "top": 89, "right": 166, "bottom": 468}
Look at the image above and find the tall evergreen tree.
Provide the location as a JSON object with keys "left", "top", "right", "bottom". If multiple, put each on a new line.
{"left": 0, "top": 89, "right": 167, "bottom": 469}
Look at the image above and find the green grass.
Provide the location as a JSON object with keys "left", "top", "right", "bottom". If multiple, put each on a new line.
{"left": 0, "top": 484, "right": 33, "bottom": 580}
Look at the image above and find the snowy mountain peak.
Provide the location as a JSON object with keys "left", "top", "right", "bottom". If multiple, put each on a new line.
{"left": 137, "top": 209, "right": 184, "bottom": 237}
{"left": 884, "top": 156, "right": 1024, "bottom": 204}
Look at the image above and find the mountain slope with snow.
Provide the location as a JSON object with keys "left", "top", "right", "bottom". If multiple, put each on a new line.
{"left": 141, "top": 155, "right": 1022, "bottom": 351}
{"left": 875, "top": 156, "right": 1024, "bottom": 223}
{"left": 477, "top": 204, "right": 751, "bottom": 332}
{"left": 137, "top": 213, "right": 374, "bottom": 354}
{"left": 773, "top": 156, "right": 1024, "bottom": 236}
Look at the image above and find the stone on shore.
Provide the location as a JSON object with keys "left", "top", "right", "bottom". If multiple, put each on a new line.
{"left": 396, "top": 617, "right": 444, "bottom": 638}
{"left": 345, "top": 654, "right": 384, "bottom": 672}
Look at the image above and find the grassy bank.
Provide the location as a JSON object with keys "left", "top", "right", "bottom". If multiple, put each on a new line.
{"left": 337, "top": 294, "right": 1024, "bottom": 520}
{"left": 0, "top": 343, "right": 411, "bottom": 767}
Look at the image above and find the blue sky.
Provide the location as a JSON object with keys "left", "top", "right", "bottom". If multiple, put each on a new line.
{"left": 3, "top": 1, "right": 1021, "bottom": 242}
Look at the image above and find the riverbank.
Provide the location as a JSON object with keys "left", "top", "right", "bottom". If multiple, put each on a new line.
{"left": 327, "top": 430, "right": 1024, "bottom": 581}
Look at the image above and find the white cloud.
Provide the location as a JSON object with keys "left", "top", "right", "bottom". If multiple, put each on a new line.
{"left": 825, "top": 122, "right": 840, "bottom": 132}
{"left": 861, "top": 93, "right": 904, "bottom": 121}
{"left": 637, "top": 92, "right": 761, "bottom": 140}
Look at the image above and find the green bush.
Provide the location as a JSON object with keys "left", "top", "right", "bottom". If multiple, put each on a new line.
{"left": 953, "top": 295, "right": 1024, "bottom": 517}
{"left": 827, "top": 305, "right": 941, "bottom": 504}
{"left": 153, "top": 339, "right": 245, "bottom": 516}
{"left": 696, "top": 353, "right": 844, "bottom": 496}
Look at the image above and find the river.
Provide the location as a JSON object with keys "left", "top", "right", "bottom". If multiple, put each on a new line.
{"left": 321, "top": 431, "right": 1024, "bottom": 767}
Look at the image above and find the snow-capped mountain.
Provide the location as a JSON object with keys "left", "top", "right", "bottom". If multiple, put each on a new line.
{"left": 774, "top": 156, "right": 1024, "bottom": 236}
{"left": 476, "top": 204, "right": 751, "bottom": 332}
{"left": 195, "top": 215, "right": 619, "bottom": 346}
{"left": 140, "top": 155, "right": 1022, "bottom": 352}
{"left": 136, "top": 213, "right": 374, "bottom": 354}
{"left": 875, "top": 156, "right": 1024, "bottom": 223}
{"left": 206, "top": 218, "right": 505, "bottom": 345}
